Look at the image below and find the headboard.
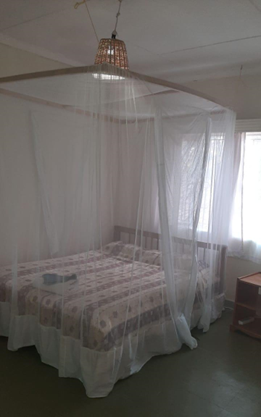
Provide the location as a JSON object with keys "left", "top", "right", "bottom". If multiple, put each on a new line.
{"left": 114, "top": 225, "right": 227, "bottom": 293}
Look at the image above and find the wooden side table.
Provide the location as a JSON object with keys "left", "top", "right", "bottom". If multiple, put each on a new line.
{"left": 230, "top": 272, "right": 261, "bottom": 339}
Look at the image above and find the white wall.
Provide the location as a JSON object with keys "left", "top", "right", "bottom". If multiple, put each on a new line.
{"left": 184, "top": 73, "right": 261, "bottom": 301}
{"left": 0, "top": 43, "right": 69, "bottom": 78}
{"left": 185, "top": 73, "right": 261, "bottom": 120}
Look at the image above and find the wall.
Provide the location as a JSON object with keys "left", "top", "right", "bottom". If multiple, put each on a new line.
{"left": 184, "top": 73, "right": 261, "bottom": 301}
{"left": 0, "top": 90, "right": 118, "bottom": 265}
{"left": 0, "top": 43, "right": 69, "bottom": 78}
{"left": 185, "top": 73, "right": 261, "bottom": 120}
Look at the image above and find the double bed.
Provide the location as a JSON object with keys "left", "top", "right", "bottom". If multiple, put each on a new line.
{"left": 0, "top": 225, "right": 226, "bottom": 396}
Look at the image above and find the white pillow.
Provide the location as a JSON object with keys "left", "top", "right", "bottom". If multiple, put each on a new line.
{"left": 142, "top": 250, "right": 161, "bottom": 266}
{"left": 118, "top": 244, "right": 143, "bottom": 261}
{"left": 102, "top": 241, "right": 123, "bottom": 256}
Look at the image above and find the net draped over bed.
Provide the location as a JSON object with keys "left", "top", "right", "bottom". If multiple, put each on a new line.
{"left": 0, "top": 64, "right": 235, "bottom": 397}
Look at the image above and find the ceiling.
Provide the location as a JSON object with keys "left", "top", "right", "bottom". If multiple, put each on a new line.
{"left": 1, "top": 0, "right": 261, "bottom": 83}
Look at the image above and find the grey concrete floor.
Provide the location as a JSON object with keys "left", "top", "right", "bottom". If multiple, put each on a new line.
{"left": 0, "top": 310, "right": 261, "bottom": 417}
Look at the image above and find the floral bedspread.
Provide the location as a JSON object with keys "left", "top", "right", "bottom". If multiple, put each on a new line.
{"left": 0, "top": 244, "right": 210, "bottom": 351}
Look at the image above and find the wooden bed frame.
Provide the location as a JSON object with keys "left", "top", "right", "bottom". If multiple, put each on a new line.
{"left": 114, "top": 225, "right": 227, "bottom": 293}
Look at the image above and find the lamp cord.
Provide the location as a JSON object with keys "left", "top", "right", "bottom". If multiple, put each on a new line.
{"left": 74, "top": 0, "right": 124, "bottom": 42}
{"left": 84, "top": 1, "right": 99, "bottom": 44}
{"left": 112, "top": 0, "right": 123, "bottom": 38}
{"left": 74, "top": 0, "right": 99, "bottom": 44}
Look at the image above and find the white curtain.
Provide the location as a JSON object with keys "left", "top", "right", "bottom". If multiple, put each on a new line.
{"left": 0, "top": 64, "right": 236, "bottom": 397}
{"left": 229, "top": 132, "right": 261, "bottom": 263}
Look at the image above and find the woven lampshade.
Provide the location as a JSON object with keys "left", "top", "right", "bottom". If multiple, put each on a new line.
{"left": 94, "top": 38, "right": 129, "bottom": 70}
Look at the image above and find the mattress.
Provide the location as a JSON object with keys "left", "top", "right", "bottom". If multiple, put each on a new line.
{"left": 0, "top": 243, "right": 212, "bottom": 352}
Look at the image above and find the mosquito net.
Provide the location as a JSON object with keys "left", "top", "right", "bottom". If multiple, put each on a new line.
{"left": 0, "top": 64, "right": 235, "bottom": 397}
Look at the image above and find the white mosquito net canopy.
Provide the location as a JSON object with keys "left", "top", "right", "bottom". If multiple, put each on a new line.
{"left": 0, "top": 64, "right": 235, "bottom": 397}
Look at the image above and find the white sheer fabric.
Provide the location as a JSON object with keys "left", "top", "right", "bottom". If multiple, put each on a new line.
{"left": 229, "top": 132, "right": 261, "bottom": 263}
{"left": 0, "top": 64, "right": 235, "bottom": 397}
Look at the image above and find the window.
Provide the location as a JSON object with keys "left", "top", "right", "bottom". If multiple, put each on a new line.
{"left": 229, "top": 132, "right": 261, "bottom": 262}
{"left": 198, "top": 134, "right": 224, "bottom": 233}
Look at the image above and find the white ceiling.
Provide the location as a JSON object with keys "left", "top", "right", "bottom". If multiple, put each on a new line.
{"left": 1, "top": 0, "right": 261, "bottom": 82}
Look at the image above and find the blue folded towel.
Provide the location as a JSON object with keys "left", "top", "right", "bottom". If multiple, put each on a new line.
{"left": 42, "top": 273, "right": 77, "bottom": 285}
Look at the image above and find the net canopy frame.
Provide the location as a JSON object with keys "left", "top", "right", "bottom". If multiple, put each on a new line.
{"left": 0, "top": 64, "right": 236, "bottom": 397}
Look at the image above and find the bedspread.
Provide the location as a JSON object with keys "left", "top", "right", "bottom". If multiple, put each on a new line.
{"left": 0, "top": 249, "right": 210, "bottom": 351}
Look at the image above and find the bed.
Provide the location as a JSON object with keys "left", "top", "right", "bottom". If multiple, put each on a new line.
{"left": 0, "top": 225, "right": 226, "bottom": 347}
{"left": 0, "top": 57, "right": 235, "bottom": 397}
{"left": 0, "top": 225, "right": 227, "bottom": 396}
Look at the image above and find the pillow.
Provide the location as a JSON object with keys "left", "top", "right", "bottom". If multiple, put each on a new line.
{"left": 134, "top": 250, "right": 209, "bottom": 273}
{"left": 117, "top": 244, "right": 143, "bottom": 261}
{"left": 102, "top": 241, "right": 123, "bottom": 256}
{"left": 140, "top": 251, "right": 191, "bottom": 269}
{"left": 142, "top": 250, "right": 162, "bottom": 266}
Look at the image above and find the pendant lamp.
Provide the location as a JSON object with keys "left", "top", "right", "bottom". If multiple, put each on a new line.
{"left": 94, "top": 0, "right": 129, "bottom": 70}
